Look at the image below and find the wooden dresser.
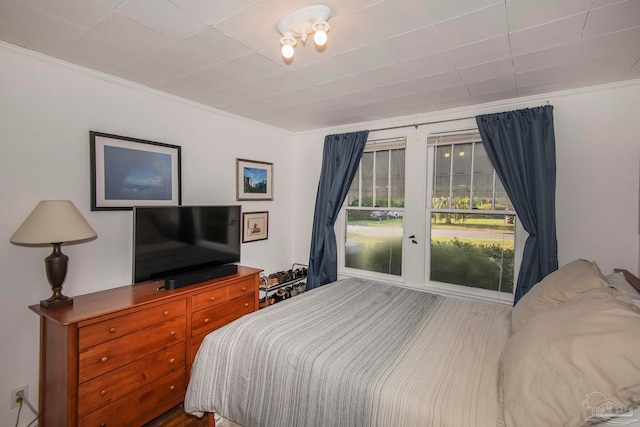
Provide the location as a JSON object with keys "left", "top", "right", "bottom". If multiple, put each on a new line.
{"left": 29, "top": 266, "right": 261, "bottom": 427}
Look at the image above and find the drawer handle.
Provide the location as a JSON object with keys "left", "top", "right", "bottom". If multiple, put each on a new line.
{"left": 241, "top": 286, "right": 247, "bottom": 291}
{"left": 244, "top": 303, "right": 249, "bottom": 307}
{"left": 204, "top": 318, "right": 210, "bottom": 324}
{"left": 101, "top": 423, "right": 107, "bottom": 427}
{"left": 109, "top": 327, "right": 116, "bottom": 334}
{"left": 100, "top": 390, "right": 107, "bottom": 396}
{"left": 209, "top": 296, "right": 215, "bottom": 301}
{"left": 169, "top": 358, "right": 176, "bottom": 364}
{"left": 169, "top": 385, "right": 175, "bottom": 391}
{"left": 170, "top": 331, "right": 176, "bottom": 336}
{"left": 100, "top": 356, "right": 108, "bottom": 363}
{"left": 164, "top": 310, "right": 169, "bottom": 316}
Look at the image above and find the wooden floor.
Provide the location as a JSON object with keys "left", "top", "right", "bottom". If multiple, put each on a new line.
{"left": 144, "top": 404, "right": 208, "bottom": 427}
{"left": 144, "top": 404, "right": 241, "bottom": 427}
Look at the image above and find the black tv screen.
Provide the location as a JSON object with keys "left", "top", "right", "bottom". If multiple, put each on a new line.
{"left": 132, "top": 205, "right": 241, "bottom": 284}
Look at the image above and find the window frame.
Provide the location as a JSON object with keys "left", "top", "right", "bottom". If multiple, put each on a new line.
{"left": 340, "top": 137, "right": 407, "bottom": 282}
{"left": 425, "top": 130, "right": 521, "bottom": 304}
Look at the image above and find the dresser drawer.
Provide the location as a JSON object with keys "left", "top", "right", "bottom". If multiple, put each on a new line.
{"left": 77, "top": 343, "right": 185, "bottom": 417}
{"left": 79, "top": 299, "right": 186, "bottom": 349}
{"left": 78, "top": 317, "right": 186, "bottom": 383}
{"left": 227, "top": 277, "right": 255, "bottom": 299}
{"left": 78, "top": 368, "right": 186, "bottom": 427}
{"left": 191, "top": 285, "right": 228, "bottom": 311}
{"left": 191, "top": 293, "right": 255, "bottom": 337}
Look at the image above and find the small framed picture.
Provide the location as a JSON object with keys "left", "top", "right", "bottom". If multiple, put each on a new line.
{"left": 242, "top": 211, "right": 269, "bottom": 243}
{"left": 236, "top": 158, "right": 273, "bottom": 201}
{"left": 90, "top": 131, "right": 181, "bottom": 211}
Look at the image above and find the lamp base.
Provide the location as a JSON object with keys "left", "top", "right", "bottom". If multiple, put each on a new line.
{"left": 42, "top": 244, "right": 73, "bottom": 309}
{"left": 40, "top": 293, "right": 73, "bottom": 309}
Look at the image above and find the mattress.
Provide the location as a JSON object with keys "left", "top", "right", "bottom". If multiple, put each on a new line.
{"left": 185, "top": 277, "right": 512, "bottom": 427}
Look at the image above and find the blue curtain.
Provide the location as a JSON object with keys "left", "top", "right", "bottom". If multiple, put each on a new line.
{"left": 307, "top": 131, "right": 369, "bottom": 290}
{"left": 476, "top": 106, "right": 558, "bottom": 304}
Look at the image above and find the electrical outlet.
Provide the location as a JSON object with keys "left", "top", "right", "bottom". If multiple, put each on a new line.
{"left": 10, "top": 385, "right": 28, "bottom": 409}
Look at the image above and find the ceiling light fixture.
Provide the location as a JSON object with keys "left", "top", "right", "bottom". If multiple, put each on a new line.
{"left": 277, "top": 4, "right": 333, "bottom": 60}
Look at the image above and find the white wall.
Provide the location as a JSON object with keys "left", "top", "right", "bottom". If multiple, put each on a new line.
{"left": 292, "top": 81, "right": 640, "bottom": 284}
{"left": 0, "top": 43, "right": 294, "bottom": 426}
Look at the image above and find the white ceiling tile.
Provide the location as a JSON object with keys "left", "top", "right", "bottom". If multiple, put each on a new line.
{"left": 153, "top": 73, "right": 215, "bottom": 97}
{"left": 315, "top": 75, "right": 370, "bottom": 98}
{"left": 506, "top": 0, "right": 592, "bottom": 31}
{"left": 375, "top": 26, "right": 445, "bottom": 63}
{"left": 54, "top": 31, "right": 147, "bottom": 72}
{"left": 116, "top": 0, "right": 207, "bottom": 40}
{"left": 180, "top": 27, "right": 253, "bottom": 63}
{"left": 213, "top": 4, "right": 277, "bottom": 51}
{"left": 113, "top": 55, "right": 194, "bottom": 86}
{"left": 349, "top": 0, "right": 437, "bottom": 40}
{"left": 0, "top": 0, "right": 86, "bottom": 43}
{"left": 355, "top": 53, "right": 455, "bottom": 87}
{"left": 515, "top": 50, "right": 638, "bottom": 87}
{"left": 89, "top": 12, "right": 174, "bottom": 52}
{"left": 169, "top": 0, "right": 254, "bottom": 26}
{"left": 91, "top": 0, "right": 127, "bottom": 10}
{"left": 513, "top": 26, "right": 640, "bottom": 74}
{"left": 457, "top": 57, "right": 514, "bottom": 83}
{"left": 509, "top": 12, "right": 587, "bottom": 56}
{"left": 151, "top": 37, "right": 228, "bottom": 72}
{"left": 439, "top": 35, "right": 511, "bottom": 69}
{"left": 583, "top": 0, "right": 640, "bottom": 38}
{"left": 467, "top": 74, "right": 516, "bottom": 96}
{"left": 293, "top": 57, "right": 353, "bottom": 85}
{"left": 196, "top": 54, "right": 283, "bottom": 88}
{"left": 0, "top": 20, "right": 59, "bottom": 54}
{"left": 404, "top": 0, "right": 504, "bottom": 26}
{"left": 471, "top": 87, "right": 518, "bottom": 104}
{"left": 18, "top": 0, "right": 111, "bottom": 28}
{"left": 432, "top": 3, "right": 508, "bottom": 51}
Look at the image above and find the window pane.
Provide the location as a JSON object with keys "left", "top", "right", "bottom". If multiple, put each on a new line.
{"left": 375, "top": 151, "right": 389, "bottom": 207}
{"left": 346, "top": 209, "right": 403, "bottom": 275}
{"left": 390, "top": 149, "right": 405, "bottom": 207}
{"left": 434, "top": 145, "right": 451, "bottom": 206}
{"left": 472, "top": 143, "right": 494, "bottom": 209}
{"left": 347, "top": 164, "right": 360, "bottom": 207}
{"left": 451, "top": 143, "right": 471, "bottom": 208}
{"left": 430, "top": 212, "right": 514, "bottom": 293}
{"left": 361, "top": 152, "right": 374, "bottom": 207}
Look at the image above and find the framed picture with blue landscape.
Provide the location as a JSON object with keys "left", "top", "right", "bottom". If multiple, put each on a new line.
{"left": 90, "top": 131, "right": 181, "bottom": 211}
{"left": 236, "top": 158, "right": 273, "bottom": 201}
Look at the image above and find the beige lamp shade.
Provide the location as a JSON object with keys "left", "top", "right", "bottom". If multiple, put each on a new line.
{"left": 10, "top": 200, "right": 97, "bottom": 245}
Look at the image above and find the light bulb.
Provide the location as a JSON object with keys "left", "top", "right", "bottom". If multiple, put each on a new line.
{"left": 282, "top": 43, "right": 294, "bottom": 59}
{"left": 314, "top": 28, "right": 327, "bottom": 46}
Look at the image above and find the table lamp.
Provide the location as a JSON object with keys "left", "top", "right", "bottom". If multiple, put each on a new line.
{"left": 10, "top": 200, "right": 97, "bottom": 308}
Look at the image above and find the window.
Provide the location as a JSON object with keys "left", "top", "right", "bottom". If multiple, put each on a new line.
{"left": 344, "top": 138, "right": 406, "bottom": 276}
{"left": 428, "top": 131, "right": 515, "bottom": 295}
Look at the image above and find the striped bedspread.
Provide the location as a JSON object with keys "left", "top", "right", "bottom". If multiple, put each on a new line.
{"left": 185, "top": 277, "right": 511, "bottom": 427}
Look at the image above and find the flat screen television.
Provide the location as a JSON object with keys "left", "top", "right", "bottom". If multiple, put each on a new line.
{"left": 132, "top": 205, "right": 241, "bottom": 288}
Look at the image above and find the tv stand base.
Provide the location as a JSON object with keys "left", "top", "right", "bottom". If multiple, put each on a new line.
{"left": 164, "top": 264, "right": 239, "bottom": 290}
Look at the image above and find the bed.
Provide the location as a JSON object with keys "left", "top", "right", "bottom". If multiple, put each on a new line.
{"left": 184, "top": 260, "right": 640, "bottom": 427}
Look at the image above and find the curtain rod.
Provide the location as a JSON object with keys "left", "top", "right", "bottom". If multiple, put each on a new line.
{"left": 368, "top": 101, "right": 551, "bottom": 133}
{"left": 368, "top": 115, "right": 477, "bottom": 133}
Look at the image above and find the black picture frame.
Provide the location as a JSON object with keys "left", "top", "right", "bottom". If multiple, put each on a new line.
{"left": 242, "top": 211, "right": 269, "bottom": 243}
{"left": 90, "top": 131, "right": 181, "bottom": 211}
